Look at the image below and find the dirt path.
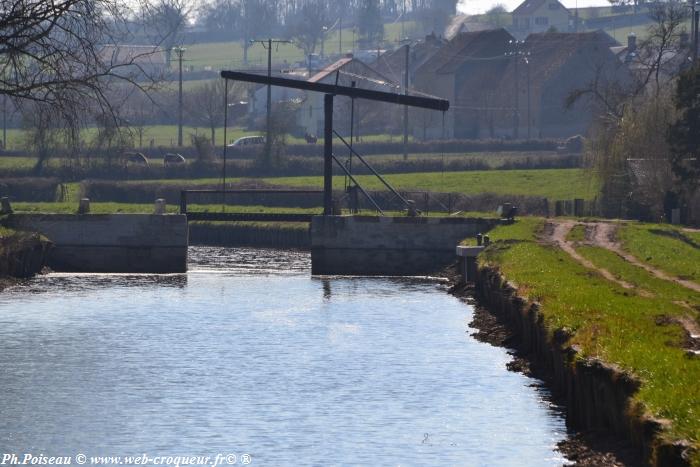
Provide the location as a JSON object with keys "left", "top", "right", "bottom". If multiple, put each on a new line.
{"left": 588, "top": 222, "right": 700, "bottom": 294}
{"left": 544, "top": 219, "right": 700, "bottom": 354}
{"left": 546, "top": 220, "right": 642, "bottom": 293}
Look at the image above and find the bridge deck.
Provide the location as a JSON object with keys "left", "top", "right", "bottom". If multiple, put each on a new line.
{"left": 185, "top": 212, "right": 315, "bottom": 223}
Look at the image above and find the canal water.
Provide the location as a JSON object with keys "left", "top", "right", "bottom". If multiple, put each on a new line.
{"left": 0, "top": 247, "right": 568, "bottom": 466}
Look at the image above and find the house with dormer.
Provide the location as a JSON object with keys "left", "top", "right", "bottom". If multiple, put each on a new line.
{"left": 512, "top": 0, "right": 571, "bottom": 37}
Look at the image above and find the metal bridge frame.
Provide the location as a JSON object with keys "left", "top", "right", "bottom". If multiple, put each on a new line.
{"left": 220, "top": 70, "right": 449, "bottom": 215}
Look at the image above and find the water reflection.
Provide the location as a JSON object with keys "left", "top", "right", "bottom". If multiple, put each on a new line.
{"left": 322, "top": 279, "right": 332, "bottom": 300}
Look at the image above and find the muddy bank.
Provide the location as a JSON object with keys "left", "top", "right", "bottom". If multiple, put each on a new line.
{"left": 0, "top": 231, "right": 52, "bottom": 286}
{"left": 189, "top": 222, "right": 310, "bottom": 249}
{"left": 453, "top": 266, "right": 695, "bottom": 466}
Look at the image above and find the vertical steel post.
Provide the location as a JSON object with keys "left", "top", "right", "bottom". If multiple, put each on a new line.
{"left": 324, "top": 93, "right": 334, "bottom": 215}
{"left": 695, "top": 10, "right": 699, "bottom": 63}
{"left": 266, "top": 38, "right": 272, "bottom": 165}
{"left": 177, "top": 48, "right": 184, "bottom": 147}
{"left": 526, "top": 59, "right": 531, "bottom": 140}
{"left": 403, "top": 44, "right": 409, "bottom": 161}
{"left": 223, "top": 78, "right": 228, "bottom": 210}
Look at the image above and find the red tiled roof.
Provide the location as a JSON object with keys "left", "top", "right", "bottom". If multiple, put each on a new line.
{"left": 308, "top": 58, "right": 353, "bottom": 83}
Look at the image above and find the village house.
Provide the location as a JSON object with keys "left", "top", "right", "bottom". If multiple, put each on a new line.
{"left": 610, "top": 32, "right": 693, "bottom": 90}
{"left": 411, "top": 29, "right": 629, "bottom": 140}
{"left": 372, "top": 33, "right": 446, "bottom": 90}
{"left": 511, "top": 0, "right": 571, "bottom": 37}
{"left": 412, "top": 28, "right": 515, "bottom": 139}
{"left": 298, "top": 55, "right": 397, "bottom": 138}
{"left": 492, "top": 30, "right": 628, "bottom": 138}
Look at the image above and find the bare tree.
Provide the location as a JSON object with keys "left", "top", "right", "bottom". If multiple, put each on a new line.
{"left": 287, "top": 0, "right": 328, "bottom": 57}
{"left": 186, "top": 80, "right": 227, "bottom": 145}
{"left": 141, "top": 0, "right": 193, "bottom": 67}
{"left": 1, "top": 0, "right": 160, "bottom": 106}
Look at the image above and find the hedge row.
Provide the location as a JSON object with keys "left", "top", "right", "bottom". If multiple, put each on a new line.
{"left": 0, "top": 178, "right": 61, "bottom": 202}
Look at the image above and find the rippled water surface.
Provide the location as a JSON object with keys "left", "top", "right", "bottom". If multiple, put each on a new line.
{"left": 0, "top": 247, "right": 567, "bottom": 466}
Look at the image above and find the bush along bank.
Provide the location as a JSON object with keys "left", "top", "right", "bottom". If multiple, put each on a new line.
{"left": 466, "top": 218, "right": 699, "bottom": 466}
{"left": 189, "top": 221, "right": 310, "bottom": 249}
{"left": 0, "top": 228, "right": 52, "bottom": 280}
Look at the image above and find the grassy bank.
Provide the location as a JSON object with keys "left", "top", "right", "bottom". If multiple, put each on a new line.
{"left": 477, "top": 218, "right": 700, "bottom": 460}
{"left": 618, "top": 222, "right": 700, "bottom": 283}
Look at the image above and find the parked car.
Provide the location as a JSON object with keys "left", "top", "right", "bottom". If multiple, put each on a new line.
{"left": 229, "top": 136, "right": 265, "bottom": 147}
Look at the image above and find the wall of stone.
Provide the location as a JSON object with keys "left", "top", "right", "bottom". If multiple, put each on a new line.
{"left": 310, "top": 215, "right": 499, "bottom": 275}
{"left": 6, "top": 214, "right": 188, "bottom": 273}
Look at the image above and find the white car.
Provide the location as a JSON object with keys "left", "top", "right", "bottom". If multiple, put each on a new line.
{"left": 229, "top": 136, "right": 265, "bottom": 147}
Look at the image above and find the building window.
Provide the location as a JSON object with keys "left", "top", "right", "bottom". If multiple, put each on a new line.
{"left": 535, "top": 16, "right": 549, "bottom": 25}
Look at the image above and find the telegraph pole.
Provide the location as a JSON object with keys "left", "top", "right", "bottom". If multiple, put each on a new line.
{"left": 251, "top": 38, "right": 292, "bottom": 166}
{"left": 174, "top": 46, "right": 186, "bottom": 147}
{"left": 693, "top": 6, "right": 700, "bottom": 63}
{"left": 525, "top": 57, "right": 531, "bottom": 140}
{"left": 508, "top": 40, "right": 523, "bottom": 139}
{"left": 403, "top": 43, "right": 410, "bottom": 161}
{"left": 691, "top": 0, "right": 697, "bottom": 63}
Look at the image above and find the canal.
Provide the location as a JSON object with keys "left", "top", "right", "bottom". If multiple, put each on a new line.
{"left": 0, "top": 247, "right": 567, "bottom": 465}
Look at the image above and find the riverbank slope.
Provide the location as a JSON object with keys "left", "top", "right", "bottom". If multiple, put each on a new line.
{"left": 0, "top": 226, "right": 51, "bottom": 286}
{"left": 464, "top": 217, "right": 699, "bottom": 466}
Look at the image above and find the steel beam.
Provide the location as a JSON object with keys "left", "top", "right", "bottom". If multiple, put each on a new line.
{"left": 221, "top": 70, "right": 449, "bottom": 111}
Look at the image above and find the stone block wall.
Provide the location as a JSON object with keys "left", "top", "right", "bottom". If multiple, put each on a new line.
{"left": 310, "top": 215, "right": 499, "bottom": 275}
{"left": 7, "top": 214, "right": 188, "bottom": 273}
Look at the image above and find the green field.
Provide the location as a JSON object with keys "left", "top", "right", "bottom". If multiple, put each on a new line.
{"left": 110, "top": 168, "right": 598, "bottom": 200}
{"left": 479, "top": 218, "right": 700, "bottom": 456}
{"left": 182, "top": 21, "right": 420, "bottom": 70}
{"left": 262, "top": 168, "right": 599, "bottom": 200}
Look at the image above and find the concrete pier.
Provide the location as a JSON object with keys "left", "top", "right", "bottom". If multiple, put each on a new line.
{"left": 6, "top": 214, "right": 188, "bottom": 273}
{"left": 310, "top": 215, "right": 499, "bottom": 276}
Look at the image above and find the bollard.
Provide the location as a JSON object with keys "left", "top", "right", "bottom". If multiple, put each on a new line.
{"left": 406, "top": 199, "right": 417, "bottom": 217}
{"left": 78, "top": 198, "right": 90, "bottom": 214}
{"left": 476, "top": 233, "right": 483, "bottom": 246}
{"left": 0, "top": 196, "right": 12, "bottom": 214}
{"left": 501, "top": 203, "right": 512, "bottom": 219}
{"left": 154, "top": 198, "right": 166, "bottom": 215}
{"left": 332, "top": 198, "right": 342, "bottom": 215}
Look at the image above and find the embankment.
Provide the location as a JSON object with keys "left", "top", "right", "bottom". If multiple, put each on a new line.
{"left": 471, "top": 265, "right": 695, "bottom": 466}
{"left": 0, "top": 230, "right": 51, "bottom": 281}
{"left": 189, "top": 221, "right": 310, "bottom": 249}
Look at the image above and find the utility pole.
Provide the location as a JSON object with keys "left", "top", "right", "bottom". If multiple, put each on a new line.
{"left": 508, "top": 40, "right": 523, "bottom": 139}
{"left": 525, "top": 57, "right": 531, "bottom": 140}
{"left": 339, "top": 17, "right": 343, "bottom": 55}
{"left": 403, "top": 43, "right": 410, "bottom": 161}
{"left": 174, "top": 46, "right": 186, "bottom": 147}
{"left": 401, "top": 0, "right": 406, "bottom": 39}
{"left": 693, "top": 9, "right": 700, "bottom": 63}
{"left": 251, "top": 38, "right": 292, "bottom": 167}
{"left": 691, "top": 0, "right": 696, "bottom": 62}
